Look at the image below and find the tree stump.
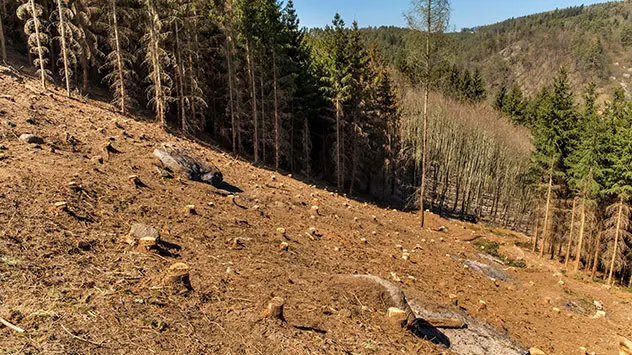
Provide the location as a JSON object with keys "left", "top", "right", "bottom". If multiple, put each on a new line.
{"left": 262, "top": 297, "right": 285, "bottom": 321}
{"left": 137, "top": 237, "right": 157, "bottom": 252}
{"left": 163, "top": 262, "right": 193, "bottom": 293}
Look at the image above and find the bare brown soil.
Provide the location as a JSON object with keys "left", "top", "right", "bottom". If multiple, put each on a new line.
{"left": 1, "top": 69, "right": 631, "bottom": 354}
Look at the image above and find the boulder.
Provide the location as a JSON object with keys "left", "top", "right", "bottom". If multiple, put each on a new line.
{"left": 129, "top": 223, "right": 160, "bottom": 240}
{"left": 19, "top": 133, "right": 44, "bottom": 144}
{"left": 153, "top": 146, "right": 223, "bottom": 187}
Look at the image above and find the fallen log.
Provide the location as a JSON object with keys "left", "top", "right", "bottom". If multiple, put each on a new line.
{"left": 418, "top": 317, "right": 466, "bottom": 329}
{"left": 351, "top": 274, "right": 467, "bottom": 331}
{"left": 154, "top": 145, "right": 223, "bottom": 187}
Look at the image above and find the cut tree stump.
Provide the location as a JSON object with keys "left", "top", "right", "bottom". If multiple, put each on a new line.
{"left": 620, "top": 337, "right": 632, "bottom": 355}
{"left": 262, "top": 297, "right": 285, "bottom": 321}
{"left": 163, "top": 262, "right": 193, "bottom": 293}
{"left": 136, "top": 237, "right": 157, "bottom": 252}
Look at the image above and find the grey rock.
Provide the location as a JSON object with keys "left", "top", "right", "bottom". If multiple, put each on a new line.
{"left": 19, "top": 134, "right": 44, "bottom": 144}
{"left": 129, "top": 223, "right": 160, "bottom": 240}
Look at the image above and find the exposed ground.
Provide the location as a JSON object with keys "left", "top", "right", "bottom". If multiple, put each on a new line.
{"left": 1, "top": 67, "right": 632, "bottom": 354}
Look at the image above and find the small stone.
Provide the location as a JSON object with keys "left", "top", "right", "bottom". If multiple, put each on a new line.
{"left": 371, "top": 231, "right": 377, "bottom": 235}
{"left": 354, "top": 217, "right": 359, "bottom": 222}
{"left": 231, "top": 238, "right": 244, "bottom": 250}
{"left": 402, "top": 251, "right": 410, "bottom": 261}
{"left": 449, "top": 293, "right": 459, "bottom": 306}
{"left": 478, "top": 300, "right": 487, "bottom": 311}
{"left": 593, "top": 310, "right": 607, "bottom": 319}
{"left": 311, "top": 205, "right": 319, "bottom": 215}
{"left": 437, "top": 225, "right": 449, "bottom": 232}
{"left": 552, "top": 307, "right": 561, "bottom": 314}
{"left": 529, "top": 348, "right": 546, "bottom": 355}
{"left": 54, "top": 201, "right": 68, "bottom": 211}
{"left": 360, "top": 238, "right": 367, "bottom": 243}
{"left": 395, "top": 244, "right": 402, "bottom": 249}
{"left": 276, "top": 227, "right": 287, "bottom": 238}
{"left": 208, "top": 201, "right": 215, "bottom": 207}
{"left": 543, "top": 297, "right": 551, "bottom": 304}
{"left": 91, "top": 156, "right": 103, "bottom": 164}
{"left": 77, "top": 241, "right": 92, "bottom": 251}
{"left": 280, "top": 242, "right": 289, "bottom": 251}
{"left": 333, "top": 247, "right": 340, "bottom": 252}
{"left": 390, "top": 272, "right": 401, "bottom": 282}
{"left": 19, "top": 133, "right": 44, "bottom": 144}
{"left": 184, "top": 204, "right": 196, "bottom": 214}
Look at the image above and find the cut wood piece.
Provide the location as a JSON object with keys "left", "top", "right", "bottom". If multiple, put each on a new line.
{"left": 419, "top": 317, "right": 466, "bottom": 329}
{"left": 0, "top": 317, "right": 25, "bottom": 333}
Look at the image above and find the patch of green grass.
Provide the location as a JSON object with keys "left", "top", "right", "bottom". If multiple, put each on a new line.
{"left": 507, "top": 259, "right": 526, "bottom": 268}
{"left": 474, "top": 239, "right": 501, "bottom": 258}
{"left": 474, "top": 239, "right": 526, "bottom": 268}
{"left": 364, "top": 340, "right": 378, "bottom": 352}
{"left": 1, "top": 256, "right": 21, "bottom": 267}
{"left": 572, "top": 272, "right": 585, "bottom": 281}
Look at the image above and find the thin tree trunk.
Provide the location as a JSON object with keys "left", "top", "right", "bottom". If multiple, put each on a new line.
{"left": 111, "top": 0, "right": 126, "bottom": 114}
{"left": 245, "top": 41, "right": 258, "bottom": 163}
{"left": 564, "top": 198, "right": 577, "bottom": 268}
{"left": 57, "top": 0, "right": 71, "bottom": 96}
{"left": 591, "top": 229, "right": 602, "bottom": 280}
{"left": 574, "top": 199, "right": 586, "bottom": 272}
{"left": 532, "top": 218, "right": 539, "bottom": 253}
{"left": 608, "top": 198, "right": 624, "bottom": 286}
{"left": 540, "top": 171, "right": 553, "bottom": 258}
{"left": 0, "top": 4, "right": 6, "bottom": 63}
{"left": 336, "top": 98, "right": 342, "bottom": 189}
{"left": 30, "top": 0, "right": 46, "bottom": 90}
{"left": 420, "top": 0, "right": 431, "bottom": 227}
{"left": 259, "top": 58, "right": 266, "bottom": 163}
{"left": 273, "top": 50, "right": 279, "bottom": 170}
{"left": 225, "top": 39, "right": 236, "bottom": 155}
{"left": 174, "top": 22, "right": 186, "bottom": 133}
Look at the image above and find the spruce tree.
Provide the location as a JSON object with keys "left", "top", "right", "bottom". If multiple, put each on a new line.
{"left": 17, "top": 0, "right": 51, "bottom": 90}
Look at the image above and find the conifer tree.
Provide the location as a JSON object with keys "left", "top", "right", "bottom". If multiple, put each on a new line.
{"left": 54, "top": 0, "right": 80, "bottom": 96}
{"left": 102, "top": 0, "right": 137, "bottom": 114}
{"left": 321, "top": 13, "right": 352, "bottom": 190}
{"left": 17, "top": 0, "right": 51, "bottom": 90}
{"left": 602, "top": 88, "right": 632, "bottom": 285}
{"left": 142, "top": 0, "right": 173, "bottom": 128}
{"left": 566, "top": 83, "right": 603, "bottom": 270}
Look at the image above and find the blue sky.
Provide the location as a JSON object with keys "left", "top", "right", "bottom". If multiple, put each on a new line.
{"left": 291, "top": 0, "right": 615, "bottom": 31}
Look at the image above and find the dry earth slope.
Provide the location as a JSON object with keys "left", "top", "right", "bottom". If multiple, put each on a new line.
{"left": 1, "top": 68, "right": 632, "bottom": 354}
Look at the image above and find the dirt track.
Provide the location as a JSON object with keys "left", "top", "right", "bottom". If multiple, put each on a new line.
{"left": 1, "top": 68, "right": 631, "bottom": 354}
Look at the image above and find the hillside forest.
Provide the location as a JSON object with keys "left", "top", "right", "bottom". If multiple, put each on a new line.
{"left": 2, "top": 0, "right": 632, "bottom": 287}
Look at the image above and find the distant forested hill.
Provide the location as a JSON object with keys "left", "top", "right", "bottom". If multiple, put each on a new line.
{"left": 359, "top": 1, "right": 632, "bottom": 100}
